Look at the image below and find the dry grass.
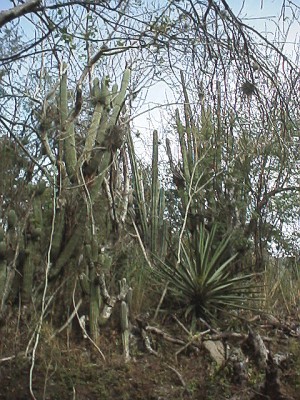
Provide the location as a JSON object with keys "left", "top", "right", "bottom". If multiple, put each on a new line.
{"left": 263, "top": 257, "right": 300, "bottom": 315}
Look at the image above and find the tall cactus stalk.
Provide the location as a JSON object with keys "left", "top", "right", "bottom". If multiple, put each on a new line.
{"left": 0, "top": 226, "right": 7, "bottom": 298}
{"left": 150, "top": 130, "right": 159, "bottom": 254}
{"left": 22, "top": 186, "right": 44, "bottom": 303}
{"left": 60, "top": 62, "right": 77, "bottom": 181}
{"left": 121, "top": 300, "right": 130, "bottom": 361}
{"left": 0, "top": 210, "right": 18, "bottom": 311}
{"left": 126, "top": 130, "right": 149, "bottom": 241}
{"left": 127, "top": 129, "right": 168, "bottom": 259}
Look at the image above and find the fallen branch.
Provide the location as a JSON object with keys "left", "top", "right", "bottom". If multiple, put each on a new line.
{"left": 166, "top": 364, "right": 186, "bottom": 388}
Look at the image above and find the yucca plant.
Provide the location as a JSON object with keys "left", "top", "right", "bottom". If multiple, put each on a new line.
{"left": 153, "top": 223, "right": 259, "bottom": 322}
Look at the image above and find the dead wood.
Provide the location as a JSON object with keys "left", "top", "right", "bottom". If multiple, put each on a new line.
{"left": 251, "top": 353, "right": 295, "bottom": 400}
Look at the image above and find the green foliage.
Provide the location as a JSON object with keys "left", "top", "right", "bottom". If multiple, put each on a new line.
{"left": 153, "top": 224, "right": 259, "bottom": 321}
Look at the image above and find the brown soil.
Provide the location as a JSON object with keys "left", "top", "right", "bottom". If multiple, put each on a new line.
{"left": 1, "top": 315, "right": 300, "bottom": 400}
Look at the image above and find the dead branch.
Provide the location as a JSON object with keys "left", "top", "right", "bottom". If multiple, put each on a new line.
{"left": 0, "top": 0, "right": 41, "bottom": 28}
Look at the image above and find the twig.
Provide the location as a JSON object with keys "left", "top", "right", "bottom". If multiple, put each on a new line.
{"left": 153, "top": 283, "right": 168, "bottom": 321}
{"left": 172, "top": 314, "right": 190, "bottom": 336}
{"left": 72, "top": 279, "right": 106, "bottom": 361}
{"left": 49, "top": 298, "right": 83, "bottom": 340}
{"left": 0, "top": 355, "right": 16, "bottom": 363}
{"left": 141, "top": 329, "right": 159, "bottom": 357}
{"left": 146, "top": 325, "right": 196, "bottom": 348}
{"left": 166, "top": 364, "right": 186, "bottom": 388}
{"left": 131, "top": 218, "right": 152, "bottom": 269}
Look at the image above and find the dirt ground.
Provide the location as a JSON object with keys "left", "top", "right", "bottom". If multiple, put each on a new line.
{"left": 1, "top": 315, "right": 300, "bottom": 400}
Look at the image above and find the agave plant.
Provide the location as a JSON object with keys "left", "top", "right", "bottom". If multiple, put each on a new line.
{"left": 153, "top": 224, "right": 258, "bottom": 321}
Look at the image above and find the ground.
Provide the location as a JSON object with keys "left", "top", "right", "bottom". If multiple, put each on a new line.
{"left": 0, "top": 313, "right": 300, "bottom": 400}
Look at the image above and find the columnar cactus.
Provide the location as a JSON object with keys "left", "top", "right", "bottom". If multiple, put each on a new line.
{"left": 121, "top": 300, "right": 130, "bottom": 361}
{"left": 127, "top": 129, "right": 168, "bottom": 259}
{"left": 83, "top": 240, "right": 101, "bottom": 341}
{"left": 0, "top": 209, "right": 18, "bottom": 310}
{"left": 48, "top": 67, "right": 130, "bottom": 282}
{"left": 22, "top": 185, "right": 44, "bottom": 304}
{"left": 119, "top": 278, "right": 131, "bottom": 362}
{"left": 165, "top": 73, "right": 218, "bottom": 239}
{"left": 0, "top": 226, "right": 7, "bottom": 297}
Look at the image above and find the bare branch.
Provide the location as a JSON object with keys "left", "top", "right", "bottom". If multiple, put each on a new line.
{"left": 0, "top": 0, "right": 41, "bottom": 29}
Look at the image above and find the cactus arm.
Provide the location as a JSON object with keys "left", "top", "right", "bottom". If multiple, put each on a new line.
{"left": 158, "top": 188, "right": 168, "bottom": 258}
{"left": 0, "top": 227, "right": 7, "bottom": 297}
{"left": 49, "top": 223, "right": 83, "bottom": 280}
{"left": 77, "top": 78, "right": 106, "bottom": 169}
{"left": 22, "top": 192, "right": 43, "bottom": 303}
{"left": 89, "top": 260, "right": 100, "bottom": 341}
{"left": 50, "top": 208, "right": 65, "bottom": 261}
{"left": 109, "top": 68, "right": 130, "bottom": 126}
{"left": 175, "top": 109, "right": 191, "bottom": 185}
{"left": 119, "top": 148, "right": 130, "bottom": 223}
{"left": 60, "top": 62, "right": 77, "bottom": 181}
{"left": 0, "top": 209, "right": 19, "bottom": 311}
{"left": 80, "top": 69, "right": 130, "bottom": 180}
{"left": 150, "top": 130, "right": 159, "bottom": 254}
{"left": 126, "top": 130, "right": 149, "bottom": 240}
{"left": 121, "top": 300, "right": 130, "bottom": 362}
{"left": 180, "top": 70, "right": 194, "bottom": 173}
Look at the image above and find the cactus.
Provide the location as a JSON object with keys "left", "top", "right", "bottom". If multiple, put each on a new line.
{"left": 83, "top": 237, "right": 102, "bottom": 341}
{"left": 150, "top": 130, "right": 159, "bottom": 253}
{"left": 0, "top": 209, "right": 18, "bottom": 310}
{"left": 165, "top": 73, "right": 218, "bottom": 240}
{"left": 0, "top": 236, "right": 7, "bottom": 297}
{"left": 60, "top": 62, "right": 77, "bottom": 182}
{"left": 0, "top": 67, "right": 130, "bottom": 340}
{"left": 119, "top": 278, "right": 131, "bottom": 361}
{"left": 89, "top": 260, "right": 101, "bottom": 341}
{"left": 121, "top": 300, "right": 130, "bottom": 361}
{"left": 22, "top": 185, "right": 44, "bottom": 304}
{"left": 7, "top": 209, "right": 17, "bottom": 230}
{"left": 127, "top": 129, "right": 168, "bottom": 259}
{"left": 48, "top": 67, "right": 130, "bottom": 282}
{"left": 50, "top": 207, "right": 66, "bottom": 261}
{"left": 77, "top": 68, "right": 130, "bottom": 181}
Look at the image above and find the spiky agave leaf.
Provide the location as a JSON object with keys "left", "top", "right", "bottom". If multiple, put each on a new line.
{"left": 152, "top": 224, "right": 261, "bottom": 321}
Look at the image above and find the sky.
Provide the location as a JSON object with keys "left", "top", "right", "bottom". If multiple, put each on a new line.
{"left": 1, "top": 0, "right": 297, "bottom": 57}
{"left": 1, "top": 0, "right": 298, "bottom": 134}
{"left": 0, "top": 0, "right": 298, "bottom": 139}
